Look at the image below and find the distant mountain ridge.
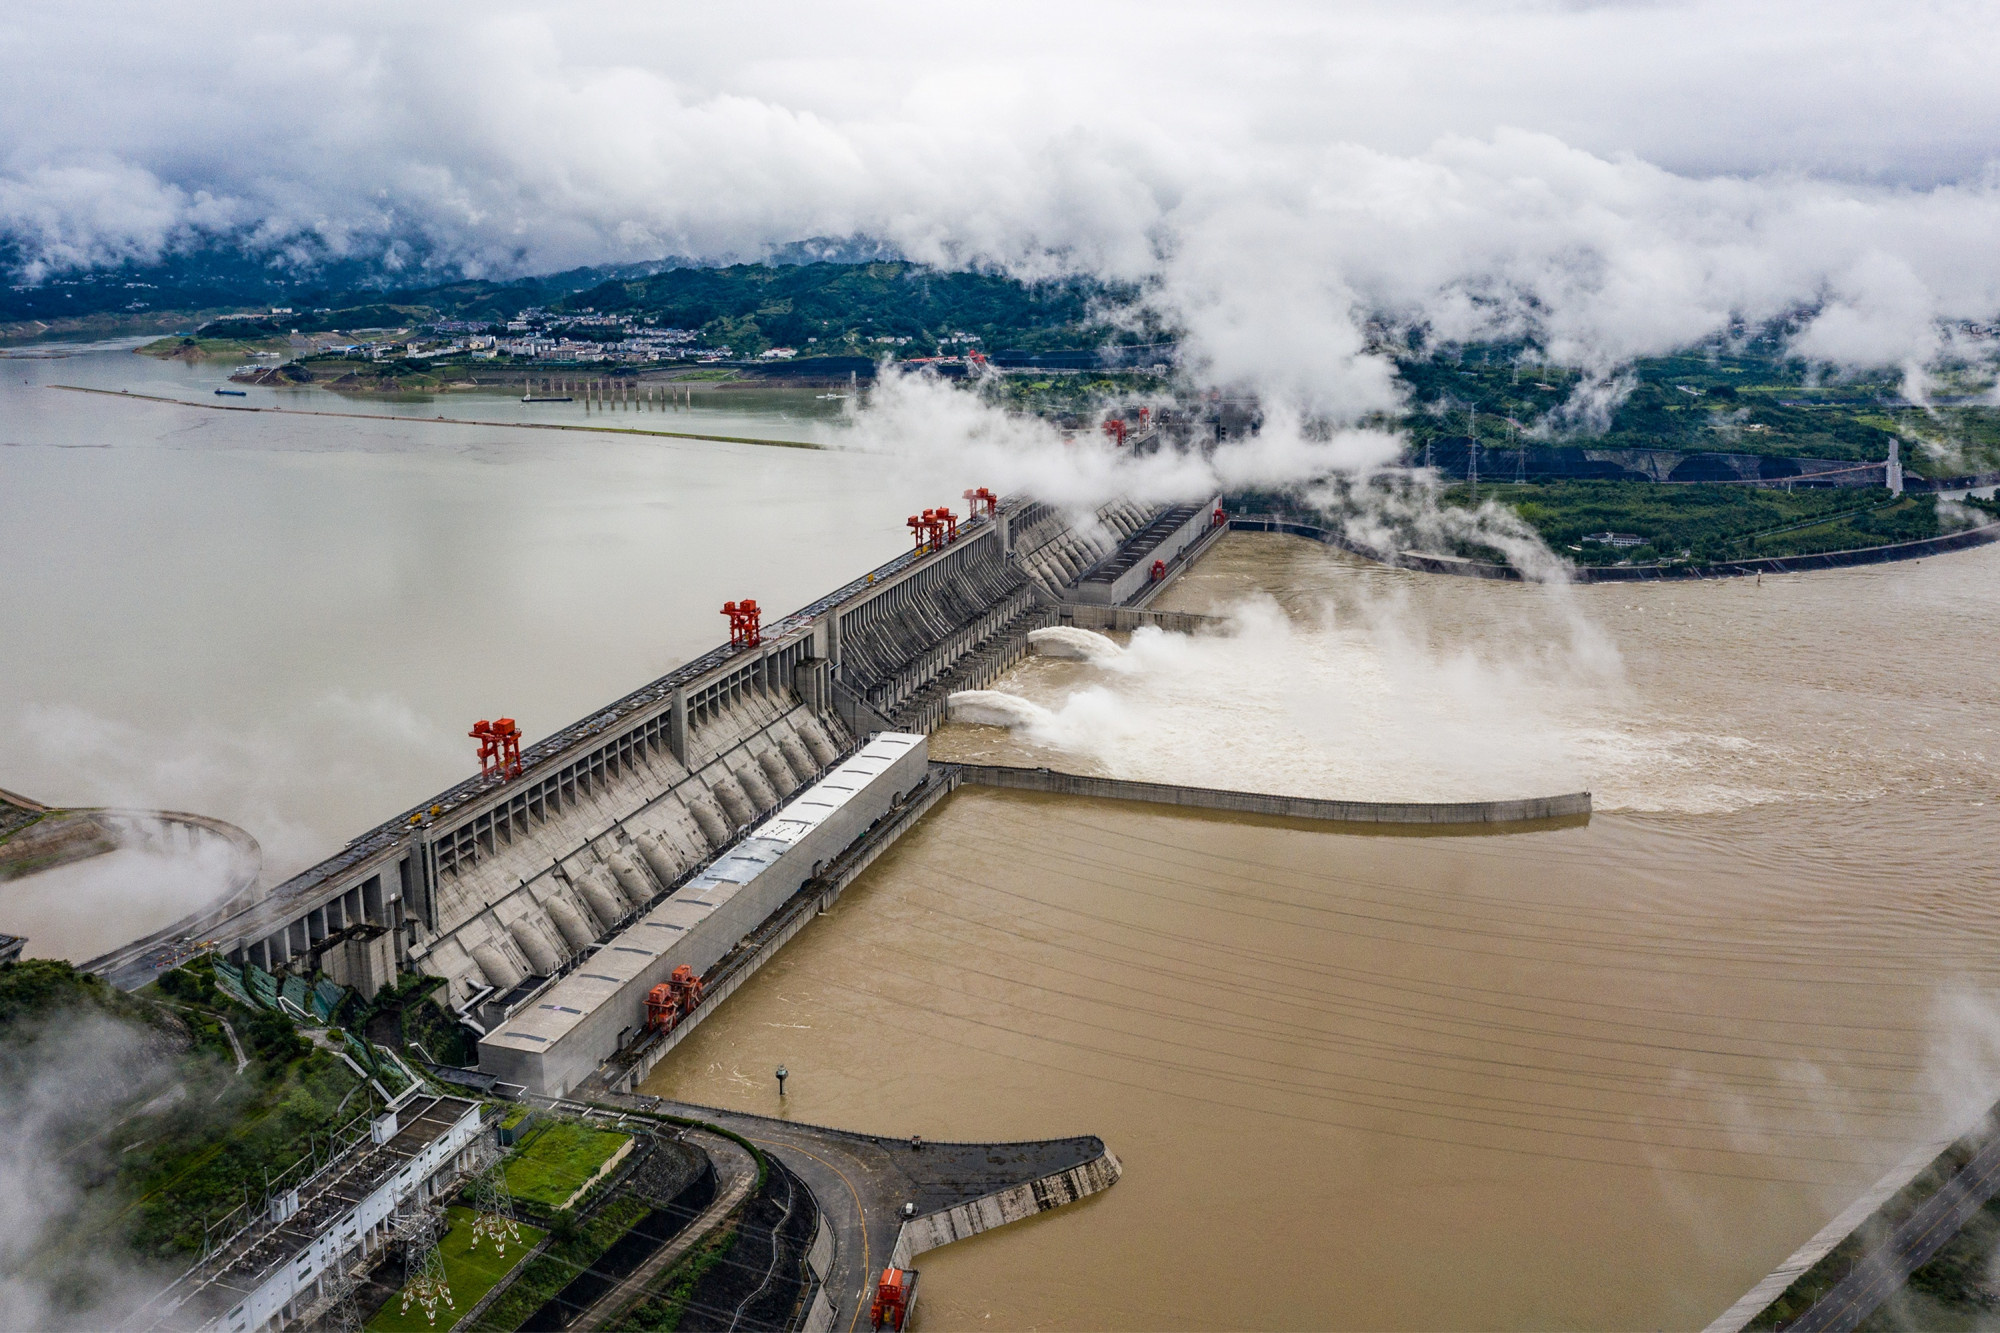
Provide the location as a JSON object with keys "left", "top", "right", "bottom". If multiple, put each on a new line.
{"left": 0, "top": 234, "right": 908, "bottom": 326}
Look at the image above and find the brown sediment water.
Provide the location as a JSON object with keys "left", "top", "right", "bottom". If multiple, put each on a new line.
{"left": 642, "top": 533, "right": 2000, "bottom": 1330}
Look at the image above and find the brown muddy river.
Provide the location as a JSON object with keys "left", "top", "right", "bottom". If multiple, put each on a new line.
{"left": 643, "top": 533, "right": 2000, "bottom": 1330}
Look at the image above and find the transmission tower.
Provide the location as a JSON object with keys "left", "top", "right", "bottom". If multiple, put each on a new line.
{"left": 1467, "top": 405, "right": 1479, "bottom": 499}
{"left": 466, "top": 1145, "right": 523, "bottom": 1259}
{"left": 318, "top": 1263, "right": 363, "bottom": 1333}
{"left": 393, "top": 1206, "right": 455, "bottom": 1327}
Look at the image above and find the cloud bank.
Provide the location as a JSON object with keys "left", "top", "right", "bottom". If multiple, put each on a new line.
{"left": 6, "top": 1, "right": 2000, "bottom": 414}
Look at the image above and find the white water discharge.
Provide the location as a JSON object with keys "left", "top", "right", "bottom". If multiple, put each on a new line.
{"left": 1025, "top": 626, "right": 1126, "bottom": 664}
{"left": 952, "top": 596, "right": 1629, "bottom": 804}
{"left": 944, "top": 531, "right": 2000, "bottom": 817}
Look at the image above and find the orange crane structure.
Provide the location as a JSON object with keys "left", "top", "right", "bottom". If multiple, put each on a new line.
{"left": 644, "top": 964, "right": 707, "bottom": 1034}
{"left": 470, "top": 718, "right": 523, "bottom": 780}
{"left": 905, "top": 507, "right": 960, "bottom": 554}
{"left": 722, "top": 599, "right": 762, "bottom": 649}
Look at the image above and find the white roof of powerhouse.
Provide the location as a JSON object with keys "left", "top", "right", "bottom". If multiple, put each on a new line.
{"left": 485, "top": 733, "right": 922, "bottom": 1051}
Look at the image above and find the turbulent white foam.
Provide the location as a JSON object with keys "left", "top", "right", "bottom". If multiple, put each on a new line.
{"left": 1027, "top": 626, "right": 1126, "bottom": 664}
{"left": 955, "top": 599, "right": 1632, "bottom": 803}
{"left": 944, "top": 538, "right": 2000, "bottom": 815}
{"left": 947, "top": 690, "right": 1059, "bottom": 731}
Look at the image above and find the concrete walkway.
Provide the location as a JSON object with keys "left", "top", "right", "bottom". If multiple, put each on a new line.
{"left": 569, "top": 1127, "right": 759, "bottom": 1332}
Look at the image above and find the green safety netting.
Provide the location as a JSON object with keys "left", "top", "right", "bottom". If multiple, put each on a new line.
{"left": 245, "top": 964, "right": 281, "bottom": 1009}
{"left": 310, "top": 979, "right": 346, "bottom": 1023}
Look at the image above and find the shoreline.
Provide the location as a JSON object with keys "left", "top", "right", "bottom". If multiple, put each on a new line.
{"left": 46, "top": 384, "right": 829, "bottom": 451}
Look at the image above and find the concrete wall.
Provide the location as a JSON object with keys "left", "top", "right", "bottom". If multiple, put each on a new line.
{"left": 1059, "top": 604, "right": 1223, "bottom": 635}
{"left": 888, "top": 1145, "right": 1123, "bottom": 1268}
{"left": 607, "top": 763, "right": 959, "bottom": 1095}
{"left": 1008, "top": 500, "right": 1158, "bottom": 599}
{"left": 1070, "top": 499, "right": 1221, "bottom": 606}
{"left": 950, "top": 763, "right": 1591, "bottom": 826}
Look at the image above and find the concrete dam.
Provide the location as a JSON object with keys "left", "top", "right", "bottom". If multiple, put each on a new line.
{"left": 91, "top": 499, "right": 1178, "bottom": 1004}
{"left": 95, "top": 490, "right": 1587, "bottom": 1095}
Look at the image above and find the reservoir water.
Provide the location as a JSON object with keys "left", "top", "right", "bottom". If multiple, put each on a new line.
{"left": 0, "top": 343, "right": 921, "bottom": 953}
{"left": 8, "top": 342, "right": 2000, "bottom": 1327}
{"left": 642, "top": 536, "right": 2000, "bottom": 1328}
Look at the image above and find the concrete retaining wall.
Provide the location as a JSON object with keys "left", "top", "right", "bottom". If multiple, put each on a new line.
{"left": 1131, "top": 513, "right": 1230, "bottom": 608}
{"left": 889, "top": 1146, "right": 1123, "bottom": 1269}
{"left": 1071, "top": 499, "right": 1220, "bottom": 606}
{"left": 1058, "top": 604, "right": 1223, "bottom": 635}
{"left": 950, "top": 763, "right": 1590, "bottom": 826}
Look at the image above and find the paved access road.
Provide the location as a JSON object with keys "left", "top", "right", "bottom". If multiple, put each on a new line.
{"left": 1786, "top": 1130, "right": 2000, "bottom": 1332}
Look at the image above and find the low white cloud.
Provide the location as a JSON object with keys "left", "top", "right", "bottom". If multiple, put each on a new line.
{"left": 2, "top": 1, "right": 1999, "bottom": 420}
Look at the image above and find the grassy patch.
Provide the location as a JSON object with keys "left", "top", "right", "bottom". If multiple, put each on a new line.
{"left": 1444, "top": 481, "right": 1948, "bottom": 565}
{"left": 365, "top": 1206, "right": 546, "bottom": 1333}
{"left": 472, "top": 1194, "right": 651, "bottom": 1331}
{"left": 504, "top": 1121, "right": 631, "bottom": 1211}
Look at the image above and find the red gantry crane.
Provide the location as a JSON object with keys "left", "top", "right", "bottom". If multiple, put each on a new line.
{"left": 722, "top": 599, "right": 762, "bottom": 649}
{"left": 906, "top": 507, "right": 961, "bottom": 553}
{"left": 645, "top": 964, "right": 707, "bottom": 1034}
{"left": 470, "top": 718, "right": 523, "bottom": 780}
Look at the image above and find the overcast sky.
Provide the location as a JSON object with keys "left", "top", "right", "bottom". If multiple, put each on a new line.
{"left": 7, "top": 0, "right": 2000, "bottom": 406}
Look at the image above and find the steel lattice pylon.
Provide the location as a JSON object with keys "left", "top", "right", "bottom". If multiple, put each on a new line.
{"left": 467, "top": 1143, "right": 524, "bottom": 1259}
{"left": 318, "top": 1263, "right": 363, "bottom": 1333}
{"left": 393, "top": 1206, "right": 455, "bottom": 1327}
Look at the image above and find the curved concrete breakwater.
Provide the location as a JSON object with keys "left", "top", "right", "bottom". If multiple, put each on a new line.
{"left": 0, "top": 786, "right": 262, "bottom": 964}
{"left": 578, "top": 1089, "right": 1122, "bottom": 1333}
{"left": 951, "top": 761, "right": 1591, "bottom": 827}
